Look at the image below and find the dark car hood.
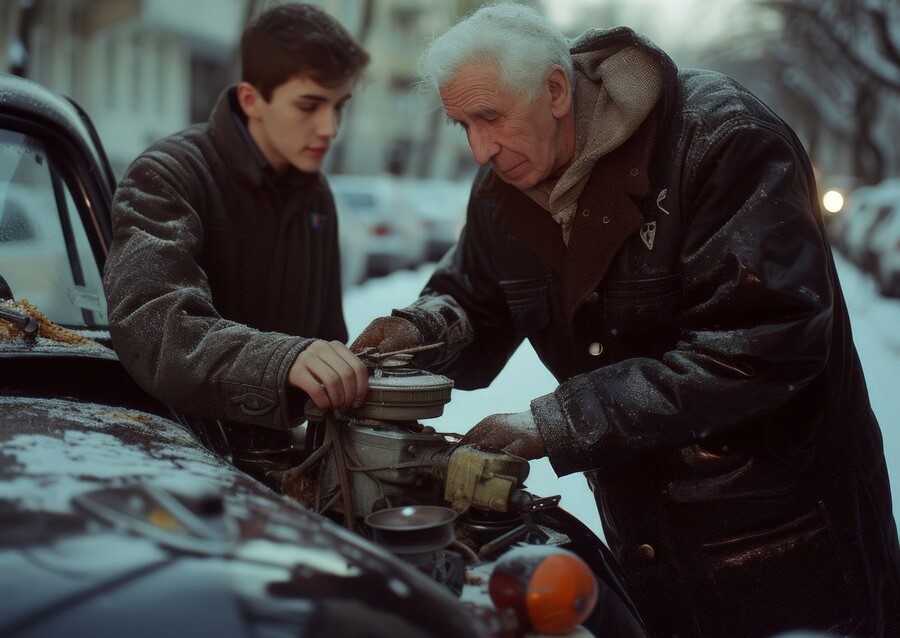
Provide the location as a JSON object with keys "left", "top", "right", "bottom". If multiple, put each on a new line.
{"left": 0, "top": 397, "right": 486, "bottom": 638}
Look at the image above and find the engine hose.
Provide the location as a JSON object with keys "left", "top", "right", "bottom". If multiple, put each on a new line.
{"left": 279, "top": 435, "right": 333, "bottom": 483}
{"left": 327, "top": 414, "right": 356, "bottom": 533}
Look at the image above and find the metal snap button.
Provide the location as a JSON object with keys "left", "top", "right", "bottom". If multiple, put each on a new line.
{"left": 588, "top": 342, "right": 603, "bottom": 356}
{"left": 582, "top": 208, "right": 590, "bottom": 217}
{"left": 601, "top": 216, "right": 610, "bottom": 224}
{"left": 630, "top": 168, "right": 640, "bottom": 177}
{"left": 637, "top": 544, "right": 655, "bottom": 561}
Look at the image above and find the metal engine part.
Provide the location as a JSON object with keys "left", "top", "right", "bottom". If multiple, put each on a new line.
{"left": 301, "top": 356, "right": 533, "bottom": 521}
{"left": 438, "top": 444, "right": 530, "bottom": 513}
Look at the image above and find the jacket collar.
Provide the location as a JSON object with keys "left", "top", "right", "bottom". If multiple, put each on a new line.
{"left": 476, "top": 107, "right": 659, "bottom": 320}
{"left": 208, "top": 86, "right": 319, "bottom": 192}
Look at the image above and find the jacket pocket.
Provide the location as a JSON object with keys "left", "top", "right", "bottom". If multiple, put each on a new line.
{"left": 692, "top": 502, "right": 859, "bottom": 637}
{"left": 499, "top": 274, "right": 552, "bottom": 339}
{"left": 602, "top": 274, "right": 681, "bottom": 329}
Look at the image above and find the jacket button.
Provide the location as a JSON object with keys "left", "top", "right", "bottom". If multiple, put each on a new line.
{"left": 601, "top": 216, "right": 610, "bottom": 224}
{"left": 584, "top": 291, "right": 599, "bottom": 306}
{"left": 630, "top": 168, "right": 640, "bottom": 177}
{"left": 588, "top": 341, "right": 603, "bottom": 356}
{"left": 636, "top": 544, "right": 655, "bottom": 561}
{"left": 581, "top": 208, "right": 590, "bottom": 217}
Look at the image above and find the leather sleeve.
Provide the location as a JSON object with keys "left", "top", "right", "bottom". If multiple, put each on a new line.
{"left": 534, "top": 125, "right": 834, "bottom": 476}
{"left": 393, "top": 178, "right": 526, "bottom": 389}
{"left": 103, "top": 150, "right": 311, "bottom": 430}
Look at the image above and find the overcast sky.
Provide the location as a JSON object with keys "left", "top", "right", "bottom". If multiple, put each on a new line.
{"left": 542, "top": 0, "right": 775, "bottom": 64}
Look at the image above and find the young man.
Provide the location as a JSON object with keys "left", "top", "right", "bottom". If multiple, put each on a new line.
{"left": 104, "top": 4, "right": 370, "bottom": 487}
{"left": 352, "top": 3, "right": 900, "bottom": 637}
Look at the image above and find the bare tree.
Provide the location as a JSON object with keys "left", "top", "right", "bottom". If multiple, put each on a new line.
{"left": 761, "top": 0, "right": 900, "bottom": 183}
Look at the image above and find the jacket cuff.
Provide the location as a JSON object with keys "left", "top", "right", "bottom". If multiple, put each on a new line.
{"left": 273, "top": 337, "right": 315, "bottom": 429}
{"left": 391, "top": 294, "right": 474, "bottom": 367}
{"left": 531, "top": 375, "right": 611, "bottom": 477}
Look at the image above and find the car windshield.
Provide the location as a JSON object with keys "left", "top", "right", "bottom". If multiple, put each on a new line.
{"left": 0, "top": 128, "right": 107, "bottom": 329}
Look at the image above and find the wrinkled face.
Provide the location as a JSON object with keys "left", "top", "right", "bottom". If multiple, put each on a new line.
{"left": 240, "top": 75, "right": 356, "bottom": 174}
{"left": 440, "top": 63, "right": 572, "bottom": 190}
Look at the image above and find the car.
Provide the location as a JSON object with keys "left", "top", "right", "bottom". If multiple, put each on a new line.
{"left": 836, "top": 182, "right": 898, "bottom": 274}
{"left": 398, "top": 177, "right": 471, "bottom": 263}
{"left": 0, "top": 72, "right": 650, "bottom": 638}
{"left": 336, "top": 200, "right": 369, "bottom": 288}
{"left": 860, "top": 179, "right": 900, "bottom": 299}
{"left": 327, "top": 174, "right": 428, "bottom": 278}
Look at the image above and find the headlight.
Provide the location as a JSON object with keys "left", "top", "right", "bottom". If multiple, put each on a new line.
{"left": 822, "top": 190, "right": 845, "bottom": 215}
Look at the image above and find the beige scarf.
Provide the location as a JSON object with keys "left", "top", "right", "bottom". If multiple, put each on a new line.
{"left": 524, "top": 45, "right": 664, "bottom": 245}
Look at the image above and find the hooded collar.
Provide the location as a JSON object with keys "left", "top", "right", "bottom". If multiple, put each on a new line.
{"left": 521, "top": 38, "right": 664, "bottom": 244}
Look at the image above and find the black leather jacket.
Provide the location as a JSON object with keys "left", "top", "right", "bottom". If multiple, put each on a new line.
{"left": 397, "top": 28, "right": 900, "bottom": 638}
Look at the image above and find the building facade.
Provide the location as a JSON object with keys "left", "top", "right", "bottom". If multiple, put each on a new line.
{"left": 1, "top": 0, "right": 489, "bottom": 181}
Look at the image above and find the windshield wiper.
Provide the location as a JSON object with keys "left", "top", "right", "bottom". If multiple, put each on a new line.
{"left": 0, "top": 305, "right": 39, "bottom": 344}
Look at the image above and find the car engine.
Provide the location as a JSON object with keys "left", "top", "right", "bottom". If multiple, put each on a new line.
{"left": 281, "top": 346, "right": 564, "bottom": 594}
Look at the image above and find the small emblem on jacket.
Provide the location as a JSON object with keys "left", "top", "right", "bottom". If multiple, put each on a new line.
{"left": 640, "top": 222, "right": 656, "bottom": 251}
{"left": 309, "top": 211, "right": 328, "bottom": 230}
{"left": 656, "top": 189, "right": 670, "bottom": 215}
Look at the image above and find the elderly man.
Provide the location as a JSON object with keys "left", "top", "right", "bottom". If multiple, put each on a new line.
{"left": 352, "top": 3, "right": 900, "bottom": 638}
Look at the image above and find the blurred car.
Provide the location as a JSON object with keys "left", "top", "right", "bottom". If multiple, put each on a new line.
{"left": 835, "top": 182, "right": 897, "bottom": 274}
{"left": 336, "top": 201, "right": 368, "bottom": 288}
{"left": 399, "top": 178, "right": 470, "bottom": 262}
{"left": 860, "top": 179, "right": 900, "bottom": 298}
{"left": 0, "top": 73, "right": 650, "bottom": 638}
{"left": 327, "top": 174, "right": 427, "bottom": 278}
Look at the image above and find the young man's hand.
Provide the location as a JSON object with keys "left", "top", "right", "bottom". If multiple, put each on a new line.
{"left": 288, "top": 340, "right": 369, "bottom": 410}
{"left": 461, "top": 411, "right": 546, "bottom": 460}
{"left": 350, "top": 316, "right": 422, "bottom": 353}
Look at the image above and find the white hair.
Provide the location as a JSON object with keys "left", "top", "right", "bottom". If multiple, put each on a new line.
{"left": 418, "top": 3, "right": 573, "bottom": 102}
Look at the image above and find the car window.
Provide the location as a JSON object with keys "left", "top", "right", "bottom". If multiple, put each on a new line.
{"left": 0, "top": 128, "right": 107, "bottom": 328}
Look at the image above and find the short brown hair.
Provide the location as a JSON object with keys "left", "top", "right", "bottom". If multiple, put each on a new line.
{"left": 241, "top": 3, "right": 370, "bottom": 100}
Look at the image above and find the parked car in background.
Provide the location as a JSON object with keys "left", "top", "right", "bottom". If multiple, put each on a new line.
{"left": 336, "top": 201, "right": 368, "bottom": 289}
{"left": 327, "top": 174, "right": 427, "bottom": 278}
{"left": 399, "top": 177, "right": 470, "bottom": 262}
{"left": 862, "top": 180, "right": 900, "bottom": 299}
{"left": 835, "top": 181, "right": 898, "bottom": 274}
{"left": 1, "top": 73, "right": 651, "bottom": 638}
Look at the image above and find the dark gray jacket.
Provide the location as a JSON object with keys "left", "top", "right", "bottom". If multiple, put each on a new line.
{"left": 104, "top": 88, "right": 346, "bottom": 435}
{"left": 397, "top": 28, "right": 900, "bottom": 638}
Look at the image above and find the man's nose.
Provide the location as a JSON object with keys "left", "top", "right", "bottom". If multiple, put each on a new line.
{"left": 466, "top": 126, "right": 500, "bottom": 165}
{"left": 317, "top": 108, "right": 339, "bottom": 138}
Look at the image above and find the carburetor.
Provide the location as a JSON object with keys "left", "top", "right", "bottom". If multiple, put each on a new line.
{"left": 292, "top": 345, "right": 534, "bottom": 525}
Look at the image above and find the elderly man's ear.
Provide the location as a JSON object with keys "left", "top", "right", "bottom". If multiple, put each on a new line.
{"left": 546, "top": 65, "right": 572, "bottom": 118}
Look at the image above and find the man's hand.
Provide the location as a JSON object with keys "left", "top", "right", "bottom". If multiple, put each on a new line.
{"left": 350, "top": 316, "right": 422, "bottom": 354}
{"left": 461, "top": 410, "right": 546, "bottom": 460}
{"left": 288, "top": 340, "right": 369, "bottom": 411}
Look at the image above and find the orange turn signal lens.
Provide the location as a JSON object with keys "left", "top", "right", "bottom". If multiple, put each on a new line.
{"left": 488, "top": 546, "right": 598, "bottom": 635}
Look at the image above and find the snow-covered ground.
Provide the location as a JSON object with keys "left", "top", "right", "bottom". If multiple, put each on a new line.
{"left": 344, "top": 252, "right": 900, "bottom": 540}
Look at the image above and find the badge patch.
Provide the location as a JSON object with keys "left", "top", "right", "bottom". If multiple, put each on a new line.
{"left": 309, "top": 211, "right": 327, "bottom": 231}
{"left": 640, "top": 222, "right": 656, "bottom": 251}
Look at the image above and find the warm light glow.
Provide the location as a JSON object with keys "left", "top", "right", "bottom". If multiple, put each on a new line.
{"left": 823, "top": 190, "right": 845, "bottom": 214}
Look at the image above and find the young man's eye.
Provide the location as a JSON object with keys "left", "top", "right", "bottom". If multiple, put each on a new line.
{"left": 297, "top": 102, "right": 317, "bottom": 113}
